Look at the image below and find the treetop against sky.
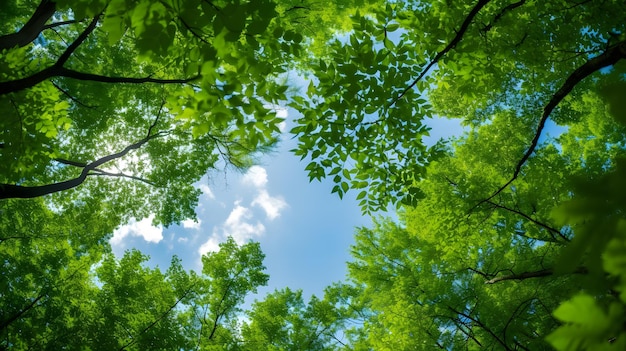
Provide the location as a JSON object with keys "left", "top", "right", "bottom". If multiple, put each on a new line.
{"left": 1, "top": 0, "right": 626, "bottom": 349}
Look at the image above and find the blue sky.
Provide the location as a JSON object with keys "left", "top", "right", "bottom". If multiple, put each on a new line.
{"left": 109, "top": 106, "right": 465, "bottom": 301}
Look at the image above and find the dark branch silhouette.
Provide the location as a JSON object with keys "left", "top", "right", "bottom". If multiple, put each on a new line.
{"left": 0, "top": 113, "right": 167, "bottom": 199}
{"left": 0, "top": 293, "right": 46, "bottom": 331}
{"left": 0, "top": 0, "right": 56, "bottom": 51}
{"left": 118, "top": 287, "right": 193, "bottom": 351}
{"left": 0, "top": 15, "right": 199, "bottom": 96}
{"left": 473, "top": 39, "right": 626, "bottom": 210}
{"left": 485, "top": 266, "right": 588, "bottom": 284}
{"left": 390, "top": 0, "right": 492, "bottom": 106}
{"left": 481, "top": 0, "right": 526, "bottom": 33}
{"left": 448, "top": 305, "right": 512, "bottom": 351}
{"left": 486, "top": 200, "right": 569, "bottom": 242}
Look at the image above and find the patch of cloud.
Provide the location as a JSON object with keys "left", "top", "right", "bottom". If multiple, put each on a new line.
{"left": 199, "top": 236, "right": 221, "bottom": 257}
{"left": 252, "top": 189, "right": 287, "bottom": 220}
{"left": 223, "top": 204, "right": 266, "bottom": 242}
{"left": 242, "top": 166, "right": 268, "bottom": 188}
{"left": 197, "top": 203, "right": 265, "bottom": 257}
{"left": 111, "top": 214, "right": 163, "bottom": 246}
{"left": 198, "top": 184, "right": 215, "bottom": 199}
{"left": 275, "top": 108, "right": 288, "bottom": 132}
{"left": 182, "top": 218, "right": 202, "bottom": 230}
{"left": 242, "top": 166, "right": 288, "bottom": 220}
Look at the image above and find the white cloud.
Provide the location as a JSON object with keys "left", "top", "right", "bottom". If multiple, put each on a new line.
{"left": 111, "top": 214, "right": 163, "bottom": 246}
{"left": 241, "top": 166, "right": 288, "bottom": 220}
{"left": 275, "top": 108, "right": 288, "bottom": 119}
{"left": 199, "top": 236, "right": 220, "bottom": 256}
{"left": 252, "top": 189, "right": 287, "bottom": 220}
{"left": 182, "top": 218, "right": 202, "bottom": 230}
{"left": 198, "top": 184, "right": 215, "bottom": 199}
{"left": 177, "top": 237, "right": 189, "bottom": 243}
{"left": 223, "top": 204, "right": 266, "bottom": 243}
{"left": 242, "top": 166, "right": 268, "bottom": 188}
{"left": 197, "top": 204, "right": 265, "bottom": 257}
{"left": 275, "top": 108, "right": 288, "bottom": 132}
{"left": 277, "top": 120, "right": 287, "bottom": 133}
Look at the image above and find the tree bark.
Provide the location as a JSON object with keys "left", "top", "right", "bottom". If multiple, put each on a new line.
{"left": 0, "top": 0, "right": 57, "bottom": 51}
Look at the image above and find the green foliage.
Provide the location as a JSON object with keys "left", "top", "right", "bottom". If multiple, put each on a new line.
{"left": 547, "top": 294, "right": 626, "bottom": 350}
{"left": 0, "top": 0, "right": 299, "bottom": 226}
{"left": 3, "top": 0, "right": 626, "bottom": 350}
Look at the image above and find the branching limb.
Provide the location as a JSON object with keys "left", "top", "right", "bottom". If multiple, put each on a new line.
{"left": 486, "top": 200, "right": 569, "bottom": 242}
{"left": 54, "top": 158, "right": 87, "bottom": 167}
{"left": 0, "top": 15, "right": 199, "bottom": 96}
{"left": 0, "top": 293, "right": 46, "bottom": 331}
{"left": 55, "top": 15, "right": 101, "bottom": 69}
{"left": 89, "top": 169, "right": 157, "bottom": 186}
{"left": 0, "top": 66, "right": 200, "bottom": 96}
{"left": 467, "top": 267, "right": 496, "bottom": 280}
{"left": 118, "top": 287, "right": 193, "bottom": 351}
{"left": 481, "top": 0, "right": 526, "bottom": 33}
{"left": 485, "top": 266, "right": 588, "bottom": 284}
{"left": 0, "top": 0, "right": 57, "bottom": 51}
{"left": 51, "top": 81, "right": 98, "bottom": 109}
{"left": 42, "top": 20, "right": 81, "bottom": 31}
{"left": 448, "top": 305, "right": 512, "bottom": 351}
{"left": 390, "top": 0, "right": 492, "bottom": 106}
{"left": 473, "top": 39, "right": 626, "bottom": 210}
{"left": 0, "top": 121, "right": 168, "bottom": 199}
{"left": 502, "top": 296, "right": 536, "bottom": 350}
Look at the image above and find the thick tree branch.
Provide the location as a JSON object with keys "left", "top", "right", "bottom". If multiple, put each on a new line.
{"left": 485, "top": 266, "right": 588, "bottom": 284}
{"left": 56, "top": 15, "right": 100, "bottom": 66}
{"left": 0, "top": 66, "right": 200, "bottom": 96}
{"left": 0, "top": 15, "right": 199, "bottom": 96}
{"left": 474, "top": 40, "right": 626, "bottom": 209}
{"left": 42, "top": 20, "right": 80, "bottom": 31}
{"left": 0, "top": 119, "right": 167, "bottom": 199}
{"left": 390, "top": 0, "right": 492, "bottom": 106}
{"left": 0, "top": 0, "right": 56, "bottom": 51}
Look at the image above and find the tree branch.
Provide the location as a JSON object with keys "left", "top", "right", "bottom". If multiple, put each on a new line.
{"left": 0, "top": 0, "right": 56, "bottom": 51}
{"left": 42, "top": 19, "right": 80, "bottom": 31}
{"left": 0, "top": 121, "right": 168, "bottom": 199}
{"left": 118, "top": 287, "right": 192, "bottom": 351}
{"left": 448, "top": 305, "right": 512, "bottom": 351}
{"left": 0, "top": 66, "right": 200, "bottom": 95}
{"left": 89, "top": 168, "right": 157, "bottom": 186}
{"left": 55, "top": 15, "right": 100, "bottom": 67}
{"left": 0, "top": 14, "right": 198, "bottom": 96}
{"left": 481, "top": 0, "right": 526, "bottom": 33}
{"left": 390, "top": 0, "right": 492, "bottom": 106}
{"left": 474, "top": 40, "right": 626, "bottom": 209}
{"left": 485, "top": 266, "right": 588, "bottom": 284}
{"left": 51, "top": 81, "right": 98, "bottom": 109}
{"left": 0, "top": 293, "right": 46, "bottom": 331}
{"left": 486, "top": 200, "right": 569, "bottom": 242}
{"left": 54, "top": 158, "right": 87, "bottom": 167}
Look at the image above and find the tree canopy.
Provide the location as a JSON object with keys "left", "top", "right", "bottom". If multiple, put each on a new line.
{"left": 2, "top": 0, "right": 626, "bottom": 350}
